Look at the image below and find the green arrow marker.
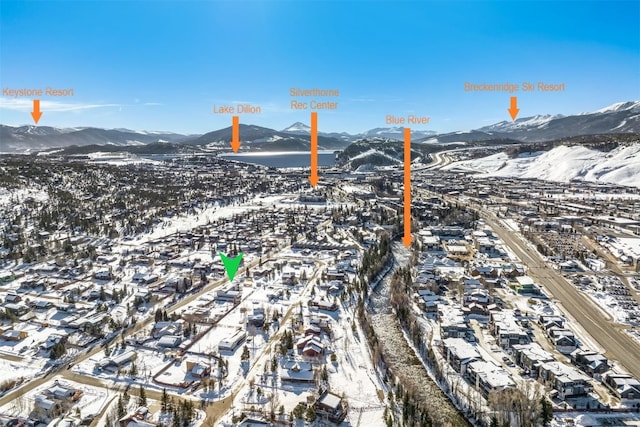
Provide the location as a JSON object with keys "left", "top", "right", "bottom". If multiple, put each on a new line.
{"left": 219, "top": 252, "right": 243, "bottom": 282}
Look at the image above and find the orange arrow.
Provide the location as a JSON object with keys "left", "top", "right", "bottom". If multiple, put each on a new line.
{"left": 508, "top": 96, "right": 520, "bottom": 121}
{"left": 309, "top": 112, "right": 319, "bottom": 187}
{"left": 31, "top": 99, "right": 42, "bottom": 124}
{"left": 402, "top": 127, "right": 412, "bottom": 248}
{"left": 230, "top": 116, "right": 241, "bottom": 152}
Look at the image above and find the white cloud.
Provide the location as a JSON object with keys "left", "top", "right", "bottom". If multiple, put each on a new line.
{"left": 0, "top": 98, "right": 121, "bottom": 112}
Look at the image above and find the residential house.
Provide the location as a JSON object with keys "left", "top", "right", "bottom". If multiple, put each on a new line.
{"left": 185, "top": 359, "right": 211, "bottom": 379}
{"left": 539, "top": 315, "right": 565, "bottom": 331}
{"left": 119, "top": 407, "right": 157, "bottom": 427}
{"left": 157, "top": 335, "right": 182, "bottom": 349}
{"left": 489, "top": 311, "right": 530, "bottom": 349}
{"left": 4, "top": 294, "right": 21, "bottom": 303}
{"left": 470, "top": 265, "right": 499, "bottom": 279}
{"left": 33, "top": 396, "right": 62, "bottom": 420}
{"left": 301, "top": 337, "right": 323, "bottom": 358}
{"left": 422, "top": 235, "right": 442, "bottom": 252}
{"left": 502, "top": 263, "right": 525, "bottom": 278}
{"left": 463, "top": 302, "right": 492, "bottom": 318}
{"left": 539, "top": 361, "right": 593, "bottom": 400}
{"left": 547, "top": 328, "right": 578, "bottom": 354}
{"left": 44, "top": 382, "right": 82, "bottom": 402}
{"left": 439, "top": 304, "right": 470, "bottom": 339}
{"left": 466, "top": 360, "right": 515, "bottom": 397}
{"left": 152, "top": 321, "right": 183, "bottom": 339}
{"left": 442, "top": 337, "right": 481, "bottom": 374}
{"left": 97, "top": 350, "right": 137, "bottom": 372}
{"left": 512, "top": 343, "right": 554, "bottom": 377}
{"left": 308, "top": 298, "right": 338, "bottom": 311}
{"left": 93, "top": 270, "right": 112, "bottom": 280}
{"left": 570, "top": 349, "right": 609, "bottom": 378}
{"left": 513, "top": 276, "right": 538, "bottom": 294}
{"left": 34, "top": 300, "right": 53, "bottom": 310}
{"left": 326, "top": 268, "right": 345, "bottom": 282}
{"left": 604, "top": 373, "right": 640, "bottom": 400}
{"left": 3, "top": 303, "right": 29, "bottom": 316}
{"left": 215, "top": 286, "right": 241, "bottom": 304}
{"left": 1, "top": 329, "right": 27, "bottom": 341}
{"left": 279, "top": 359, "right": 314, "bottom": 383}
{"left": 445, "top": 243, "right": 470, "bottom": 258}
{"left": 315, "top": 391, "right": 348, "bottom": 424}
{"left": 218, "top": 330, "right": 246, "bottom": 351}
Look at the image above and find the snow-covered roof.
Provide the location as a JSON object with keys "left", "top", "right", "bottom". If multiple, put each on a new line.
{"left": 468, "top": 360, "right": 515, "bottom": 389}
{"left": 317, "top": 391, "right": 342, "bottom": 410}
{"left": 443, "top": 337, "right": 480, "bottom": 361}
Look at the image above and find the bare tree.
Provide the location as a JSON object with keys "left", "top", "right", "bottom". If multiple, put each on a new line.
{"left": 489, "top": 380, "right": 545, "bottom": 427}
{"left": 267, "top": 392, "right": 280, "bottom": 421}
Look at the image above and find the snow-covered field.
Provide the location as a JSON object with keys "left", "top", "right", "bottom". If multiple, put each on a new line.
{"left": 348, "top": 148, "right": 402, "bottom": 165}
{"left": 0, "top": 187, "right": 49, "bottom": 207}
{"left": 551, "top": 412, "right": 640, "bottom": 427}
{"left": 0, "top": 358, "right": 44, "bottom": 383}
{"left": 127, "top": 195, "right": 287, "bottom": 244}
{"left": 87, "top": 152, "right": 163, "bottom": 166}
{"left": 610, "top": 237, "right": 640, "bottom": 259}
{"left": 444, "top": 144, "right": 640, "bottom": 188}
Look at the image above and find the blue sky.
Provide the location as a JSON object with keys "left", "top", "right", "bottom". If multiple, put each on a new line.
{"left": 1, "top": 0, "right": 638, "bottom": 134}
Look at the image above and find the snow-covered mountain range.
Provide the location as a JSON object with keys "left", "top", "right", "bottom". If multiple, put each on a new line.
{"left": 444, "top": 143, "right": 640, "bottom": 188}
{"left": 1, "top": 100, "right": 638, "bottom": 153}
{"left": 359, "top": 127, "right": 437, "bottom": 140}
{"left": 280, "top": 123, "right": 436, "bottom": 141}
{"left": 423, "top": 100, "right": 640, "bottom": 144}
{"left": 0, "top": 125, "right": 190, "bottom": 152}
{"left": 185, "top": 124, "right": 350, "bottom": 151}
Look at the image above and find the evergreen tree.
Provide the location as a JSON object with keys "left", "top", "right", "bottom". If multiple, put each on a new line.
{"left": 50, "top": 341, "right": 66, "bottom": 359}
{"left": 161, "top": 388, "right": 169, "bottom": 412}
{"left": 138, "top": 385, "right": 147, "bottom": 407}
{"left": 117, "top": 395, "right": 125, "bottom": 418}
{"left": 304, "top": 405, "right": 316, "bottom": 422}
{"left": 541, "top": 397, "right": 553, "bottom": 426}
{"left": 241, "top": 345, "right": 250, "bottom": 361}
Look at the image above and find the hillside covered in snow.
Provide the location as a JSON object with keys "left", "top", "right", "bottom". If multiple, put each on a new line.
{"left": 444, "top": 144, "right": 640, "bottom": 188}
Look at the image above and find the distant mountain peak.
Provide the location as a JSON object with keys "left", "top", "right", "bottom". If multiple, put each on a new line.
{"left": 361, "top": 127, "right": 437, "bottom": 141}
{"left": 479, "top": 114, "right": 565, "bottom": 132}
{"left": 592, "top": 101, "right": 640, "bottom": 114}
{"left": 111, "top": 127, "right": 179, "bottom": 135}
{"left": 281, "top": 122, "right": 311, "bottom": 133}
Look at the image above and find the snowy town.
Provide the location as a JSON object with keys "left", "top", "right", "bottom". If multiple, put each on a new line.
{"left": 0, "top": 150, "right": 638, "bottom": 427}
{"left": 1, "top": 0, "right": 639, "bottom": 425}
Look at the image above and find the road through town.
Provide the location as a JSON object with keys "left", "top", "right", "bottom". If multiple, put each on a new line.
{"left": 480, "top": 210, "right": 640, "bottom": 378}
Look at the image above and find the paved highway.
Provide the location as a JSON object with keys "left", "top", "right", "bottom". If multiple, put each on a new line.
{"left": 479, "top": 210, "right": 640, "bottom": 378}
